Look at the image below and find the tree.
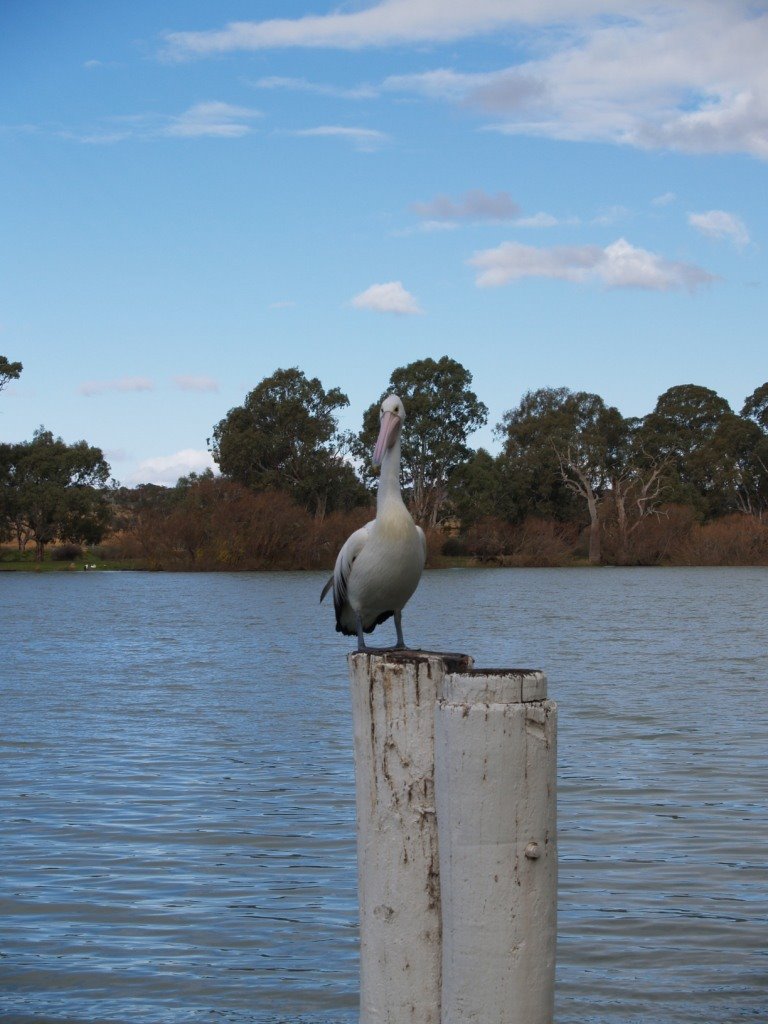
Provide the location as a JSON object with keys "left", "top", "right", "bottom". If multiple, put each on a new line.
{"left": 742, "top": 383, "right": 768, "bottom": 432}
{"left": 496, "top": 387, "right": 581, "bottom": 524}
{"left": 2, "top": 428, "right": 112, "bottom": 559}
{"left": 446, "top": 449, "right": 504, "bottom": 527}
{"left": 636, "top": 384, "right": 732, "bottom": 514}
{"left": 209, "top": 368, "right": 367, "bottom": 517}
{"left": 356, "top": 356, "right": 488, "bottom": 526}
{"left": 498, "top": 387, "right": 629, "bottom": 563}
{"left": 706, "top": 413, "right": 768, "bottom": 519}
{"left": 607, "top": 434, "right": 670, "bottom": 564}
{"left": 0, "top": 355, "right": 22, "bottom": 394}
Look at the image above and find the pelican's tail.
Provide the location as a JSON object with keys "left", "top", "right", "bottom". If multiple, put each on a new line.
{"left": 319, "top": 576, "right": 333, "bottom": 603}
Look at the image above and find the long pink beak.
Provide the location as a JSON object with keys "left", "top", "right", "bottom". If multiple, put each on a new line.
{"left": 373, "top": 411, "right": 400, "bottom": 467}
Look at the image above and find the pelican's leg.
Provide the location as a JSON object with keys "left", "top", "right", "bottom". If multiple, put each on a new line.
{"left": 394, "top": 610, "right": 406, "bottom": 650}
{"left": 356, "top": 613, "right": 368, "bottom": 653}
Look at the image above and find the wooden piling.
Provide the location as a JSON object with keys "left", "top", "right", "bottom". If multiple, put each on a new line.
{"left": 348, "top": 651, "right": 473, "bottom": 1024}
{"left": 435, "top": 670, "right": 557, "bottom": 1024}
{"left": 348, "top": 654, "right": 556, "bottom": 1024}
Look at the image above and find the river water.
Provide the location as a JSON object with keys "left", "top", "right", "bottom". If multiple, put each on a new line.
{"left": 1, "top": 568, "right": 766, "bottom": 1023}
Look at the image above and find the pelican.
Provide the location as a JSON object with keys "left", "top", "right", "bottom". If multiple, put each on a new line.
{"left": 321, "top": 394, "right": 426, "bottom": 652}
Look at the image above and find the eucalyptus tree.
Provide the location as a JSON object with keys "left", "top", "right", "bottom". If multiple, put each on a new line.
{"left": 742, "top": 382, "right": 768, "bottom": 432}
{"left": 3, "top": 427, "right": 112, "bottom": 559}
{"left": 637, "top": 384, "right": 733, "bottom": 515}
{"left": 0, "top": 355, "right": 22, "bottom": 395}
{"left": 209, "top": 367, "right": 368, "bottom": 518}
{"left": 498, "top": 387, "right": 629, "bottom": 564}
{"left": 355, "top": 356, "right": 488, "bottom": 527}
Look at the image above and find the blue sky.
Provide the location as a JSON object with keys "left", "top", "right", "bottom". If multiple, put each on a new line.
{"left": 1, "top": 1, "right": 766, "bottom": 484}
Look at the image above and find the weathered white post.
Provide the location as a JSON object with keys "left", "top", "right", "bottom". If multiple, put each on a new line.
{"left": 435, "top": 669, "right": 557, "bottom": 1024}
{"left": 348, "top": 650, "right": 473, "bottom": 1024}
{"left": 348, "top": 654, "right": 557, "bottom": 1024}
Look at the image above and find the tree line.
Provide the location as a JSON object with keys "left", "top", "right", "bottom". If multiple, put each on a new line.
{"left": 2, "top": 352, "right": 768, "bottom": 567}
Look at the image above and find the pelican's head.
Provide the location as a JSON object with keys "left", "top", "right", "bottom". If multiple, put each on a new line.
{"left": 372, "top": 394, "right": 405, "bottom": 467}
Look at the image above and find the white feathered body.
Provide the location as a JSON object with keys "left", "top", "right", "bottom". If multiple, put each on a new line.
{"left": 333, "top": 503, "right": 426, "bottom": 635}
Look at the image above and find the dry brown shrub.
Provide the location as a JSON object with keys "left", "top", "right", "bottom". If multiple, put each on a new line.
{"left": 313, "top": 506, "right": 375, "bottom": 570}
{"left": 463, "top": 516, "right": 578, "bottom": 566}
{"left": 683, "top": 514, "right": 768, "bottom": 566}
{"left": 608, "top": 504, "right": 696, "bottom": 565}
{"left": 463, "top": 517, "right": 515, "bottom": 563}
{"left": 513, "top": 518, "right": 579, "bottom": 566}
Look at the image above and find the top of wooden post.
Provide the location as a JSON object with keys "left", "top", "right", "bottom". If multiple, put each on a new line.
{"left": 349, "top": 652, "right": 547, "bottom": 702}
{"left": 442, "top": 669, "right": 547, "bottom": 703}
{"left": 348, "top": 650, "right": 474, "bottom": 674}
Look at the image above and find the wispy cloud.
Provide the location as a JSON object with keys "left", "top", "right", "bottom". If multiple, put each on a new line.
{"left": 688, "top": 209, "right": 750, "bottom": 248}
{"left": 411, "top": 189, "right": 520, "bottom": 222}
{"left": 652, "top": 191, "right": 677, "bottom": 207}
{"left": 592, "top": 205, "right": 632, "bottom": 226}
{"left": 407, "top": 189, "right": 572, "bottom": 231}
{"left": 351, "top": 281, "right": 424, "bottom": 314}
{"left": 172, "top": 375, "right": 219, "bottom": 392}
{"left": 284, "top": 125, "right": 389, "bottom": 151}
{"left": 163, "top": 101, "right": 261, "bottom": 138}
{"left": 126, "top": 449, "right": 218, "bottom": 486}
{"left": 79, "top": 377, "right": 155, "bottom": 396}
{"left": 83, "top": 59, "right": 123, "bottom": 70}
{"left": 515, "top": 212, "right": 573, "bottom": 228}
{"left": 297, "top": 5, "right": 768, "bottom": 160}
{"left": 162, "top": 1, "right": 556, "bottom": 58}
{"left": 469, "top": 238, "right": 716, "bottom": 292}
{"left": 250, "top": 76, "right": 377, "bottom": 100}
{"left": 268, "top": 300, "right": 297, "bottom": 309}
{"left": 64, "top": 102, "right": 261, "bottom": 144}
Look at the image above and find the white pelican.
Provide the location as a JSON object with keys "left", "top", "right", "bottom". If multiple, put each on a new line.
{"left": 321, "top": 394, "right": 426, "bottom": 652}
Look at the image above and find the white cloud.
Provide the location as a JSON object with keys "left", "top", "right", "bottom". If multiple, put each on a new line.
{"left": 127, "top": 449, "right": 218, "bottom": 486}
{"left": 392, "top": 220, "right": 459, "bottom": 237}
{"left": 688, "top": 209, "right": 750, "bottom": 248}
{"left": 83, "top": 59, "right": 122, "bottom": 70}
{"left": 411, "top": 189, "right": 520, "bottom": 222}
{"left": 172, "top": 375, "right": 219, "bottom": 392}
{"left": 79, "top": 377, "right": 154, "bottom": 396}
{"left": 351, "top": 281, "right": 423, "bottom": 314}
{"left": 285, "top": 125, "right": 389, "bottom": 151}
{"left": 163, "top": 102, "right": 261, "bottom": 138}
{"left": 592, "top": 205, "right": 632, "bottom": 226}
{"left": 515, "top": 212, "right": 571, "bottom": 228}
{"left": 652, "top": 191, "right": 677, "bottom": 206}
{"left": 162, "top": 1, "right": 599, "bottom": 57}
{"left": 469, "top": 237, "right": 716, "bottom": 292}
{"left": 250, "top": 76, "right": 377, "bottom": 100}
{"left": 89, "top": 5, "right": 768, "bottom": 159}
{"left": 268, "top": 300, "right": 297, "bottom": 309}
{"left": 65, "top": 102, "right": 261, "bottom": 144}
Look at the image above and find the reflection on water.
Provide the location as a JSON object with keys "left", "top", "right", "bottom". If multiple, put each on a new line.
{"left": 1, "top": 568, "right": 766, "bottom": 1022}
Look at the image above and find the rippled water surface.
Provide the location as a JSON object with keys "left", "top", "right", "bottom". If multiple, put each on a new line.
{"left": 1, "top": 568, "right": 766, "bottom": 1023}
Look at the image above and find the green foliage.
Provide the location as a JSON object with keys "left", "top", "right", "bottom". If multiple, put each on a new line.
{"left": 742, "top": 382, "right": 768, "bottom": 432}
{"left": 447, "top": 448, "right": 508, "bottom": 526}
{"left": 0, "top": 427, "right": 112, "bottom": 560}
{"left": 356, "top": 356, "right": 488, "bottom": 526}
{"left": 637, "top": 384, "right": 734, "bottom": 515}
{"left": 496, "top": 387, "right": 627, "bottom": 521}
{"left": 0, "top": 355, "right": 22, "bottom": 393}
{"left": 210, "top": 367, "right": 368, "bottom": 516}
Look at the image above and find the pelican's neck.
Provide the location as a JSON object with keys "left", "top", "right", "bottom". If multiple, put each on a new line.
{"left": 377, "top": 435, "right": 405, "bottom": 515}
